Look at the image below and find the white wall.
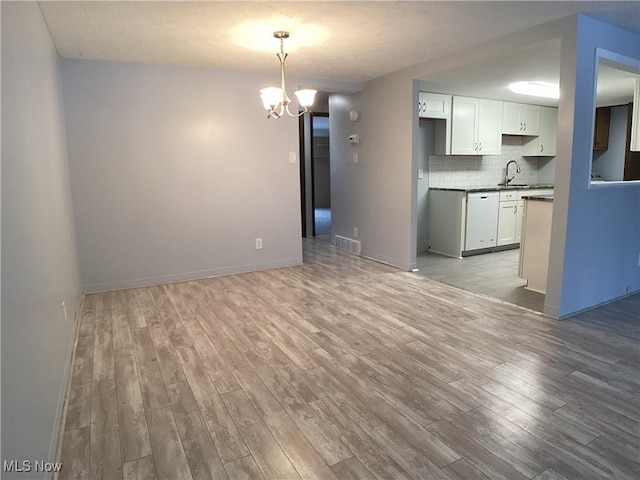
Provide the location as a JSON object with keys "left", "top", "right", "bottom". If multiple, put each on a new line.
{"left": 1, "top": 3, "right": 82, "bottom": 476}
{"left": 354, "top": 14, "right": 637, "bottom": 317}
{"left": 61, "top": 59, "right": 304, "bottom": 292}
{"left": 329, "top": 93, "right": 362, "bottom": 245}
{"left": 329, "top": 18, "right": 571, "bottom": 273}
{"left": 329, "top": 74, "right": 417, "bottom": 269}
{"left": 547, "top": 16, "right": 640, "bottom": 317}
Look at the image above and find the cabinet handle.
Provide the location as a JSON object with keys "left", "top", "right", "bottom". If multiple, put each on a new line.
{"left": 474, "top": 142, "right": 478, "bottom": 151}
{"left": 520, "top": 122, "right": 523, "bottom": 131}
{"left": 523, "top": 122, "right": 527, "bottom": 131}
{"left": 540, "top": 144, "right": 544, "bottom": 152}
{"left": 478, "top": 143, "right": 482, "bottom": 151}
{"left": 514, "top": 204, "right": 518, "bottom": 214}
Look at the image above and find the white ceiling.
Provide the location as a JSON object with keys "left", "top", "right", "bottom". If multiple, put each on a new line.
{"left": 38, "top": 1, "right": 640, "bottom": 107}
{"left": 40, "top": 1, "right": 640, "bottom": 86}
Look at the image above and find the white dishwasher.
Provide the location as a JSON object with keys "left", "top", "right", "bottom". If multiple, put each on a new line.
{"left": 465, "top": 191, "right": 499, "bottom": 251}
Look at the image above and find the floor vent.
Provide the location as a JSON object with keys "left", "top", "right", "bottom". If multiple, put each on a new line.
{"left": 335, "top": 235, "right": 362, "bottom": 256}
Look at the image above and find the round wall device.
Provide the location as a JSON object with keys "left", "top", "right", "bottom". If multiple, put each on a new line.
{"left": 349, "top": 110, "right": 360, "bottom": 121}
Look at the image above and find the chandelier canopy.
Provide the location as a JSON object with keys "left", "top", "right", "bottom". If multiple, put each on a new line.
{"left": 259, "top": 31, "right": 317, "bottom": 119}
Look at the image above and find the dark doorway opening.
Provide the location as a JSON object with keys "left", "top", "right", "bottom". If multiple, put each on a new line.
{"left": 300, "top": 103, "right": 331, "bottom": 238}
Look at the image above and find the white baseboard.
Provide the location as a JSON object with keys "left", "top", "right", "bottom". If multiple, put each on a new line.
{"left": 81, "top": 257, "right": 303, "bottom": 293}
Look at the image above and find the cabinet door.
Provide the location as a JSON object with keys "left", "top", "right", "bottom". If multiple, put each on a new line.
{"left": 497, "top": 200, "right": 518, "bottom": 246}
{"left": 522, "top": 106, "right": 557, "bottom": 156}
{"left": 515, "top": 200, "right": 524, "bottom": 243}
{"left": 477, "top": 99, "right": 503, "bottom": 155}
{"left": 451, "top": 97, "right": 478, "bottom": 155}
{"left": 502, "top": 103, "right": 540, "bottom": 135}
{"left": 537, "top": 107, "right": 557, "bottom": 156}
{"left": 593, "top": 107, "right": 611, "bottom": 150}
{"left": 502, "top": 102, "right": 522, "bottom": 135}
{"left": 419, "top": 92, "right": 451, "bottom": 119}
{"left": 520, "top": 104, "right": 541, "bottom": 135}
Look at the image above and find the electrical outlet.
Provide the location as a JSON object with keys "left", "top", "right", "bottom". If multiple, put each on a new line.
{"left": 353, "top": 227, "right": 358, "bottom": 238}
{"left": 289, "top": 152, "right": 297, "bottom": 163}
{"left": 255, "top": 238, "right": 263, "bottom": 250}
{"left": 353, "top": 152, "right": 359, "bottom": 164}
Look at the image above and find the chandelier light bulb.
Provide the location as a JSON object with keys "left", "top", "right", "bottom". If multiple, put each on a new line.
{"left": 260, "top": 87, "right": 283, "bottom": 110}
{"left": 294, "top": 89, "right": 317, "bottom": 107}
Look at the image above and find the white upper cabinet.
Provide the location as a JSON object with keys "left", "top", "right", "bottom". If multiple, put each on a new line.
{"left": 502, "top": 102, "right": 540, "bottom": 135}
{"left": 418, "top": 92, "right": 451, "bottom": 119}
{"left": 451, "top": 97, "right": 478, "bottom": 155}
{"left": 522, "top": 106, "right": 558, "bottom": 156}
{"left": 451, "top": 96, "right": 503, "bottom": 155}
{"left": 478, "top": 100, "right": 503, "bottom": 154}
{"left": 418, "top": 92, "right": 452, "bottom": 155}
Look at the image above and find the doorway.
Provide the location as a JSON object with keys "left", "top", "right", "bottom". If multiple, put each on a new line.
{"left": 312, "top": 115, "right": 331, "bottom": 235}
{"left": 414, "top": 119, "right": 545, "bottom": 313}
{"left": 299, "top": 97, "right": 331, "bottom": 239}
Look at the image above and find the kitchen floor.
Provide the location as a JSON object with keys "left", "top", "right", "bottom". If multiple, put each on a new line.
{"left": 416, "top": 248, "right": 545, "bottom": 313}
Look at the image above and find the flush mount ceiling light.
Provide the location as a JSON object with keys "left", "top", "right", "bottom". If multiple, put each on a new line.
{"left": 508, "top": 82, "right": 560, "bottom": 99}
{"left": 260, "top": 31, "right": 317, "bottom": 119}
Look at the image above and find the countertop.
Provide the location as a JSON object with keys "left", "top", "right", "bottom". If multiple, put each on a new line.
{"left": 430, "top": 184, "right": 554, "bottom": 193}
{"left": 521, "top": 194, "right": 554, "bottom": 202}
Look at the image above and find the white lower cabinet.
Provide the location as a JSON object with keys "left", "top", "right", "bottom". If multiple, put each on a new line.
{"left": 428, "top": 188, "right": 552, "bottom": 257}
{"left": 497, "top": 200, "right": 519, "bottom": 246}
{"left": 497, "top": 190, "right": 522, "bottom": 246}
{"left": 515, "top": 200, "right": 524, "bottom": 243}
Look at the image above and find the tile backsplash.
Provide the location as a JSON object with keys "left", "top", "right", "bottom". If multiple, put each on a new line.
{"left": 429, "top": 136, "right": 551, "bottom": 188}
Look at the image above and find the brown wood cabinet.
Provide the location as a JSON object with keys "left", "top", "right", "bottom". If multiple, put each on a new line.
{"left": 593, "top": 106, "right": 611, "bottom": 150}
{"left": 624, "top": 102, "right": 640, "bottom": 180}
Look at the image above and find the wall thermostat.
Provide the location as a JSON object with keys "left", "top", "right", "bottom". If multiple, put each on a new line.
{"left": 349, "top": 110, "right": 360, "bottom": 121}
{"left": 348, "top": 134, "right": 359, "bottom": 145}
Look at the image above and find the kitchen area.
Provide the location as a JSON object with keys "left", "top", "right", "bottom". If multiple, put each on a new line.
{"left": 415, "top": 93, "right": 558, "bottom": 313}
{"left": 414, "top": 56, "right": 639, "bottom": 312}
{"left": 412, "top": 40, "right": 639, "bottom": 314}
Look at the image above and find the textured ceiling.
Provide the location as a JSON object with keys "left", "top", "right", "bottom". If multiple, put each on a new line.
{"left": 40, "top": 1, "right": 640, "bottom": 84}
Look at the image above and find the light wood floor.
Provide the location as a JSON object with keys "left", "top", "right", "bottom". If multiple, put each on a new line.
{"left": 57, "top": 239, "right": 640, "bottom": 480}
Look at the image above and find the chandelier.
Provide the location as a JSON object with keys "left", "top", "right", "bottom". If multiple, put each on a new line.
{"left": 260, "top": 31, "right": 317, "bottom": 118}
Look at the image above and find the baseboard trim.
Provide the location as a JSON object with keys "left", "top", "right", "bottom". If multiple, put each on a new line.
{"left": 81, "top": 258, "right": 304, "bottom": 293}
{"left": 52, "top": 293, "right": 84, "bottom": 480}
{"left": 558, "top": 289, "right": 640, "bottom": 319}
{"left": 361, "top": 251, "right": 413, "bottom": 272}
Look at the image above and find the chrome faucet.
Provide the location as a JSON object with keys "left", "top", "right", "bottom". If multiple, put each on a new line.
{"left": 504, "top": 160, "right": 521, "bottom": 185}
